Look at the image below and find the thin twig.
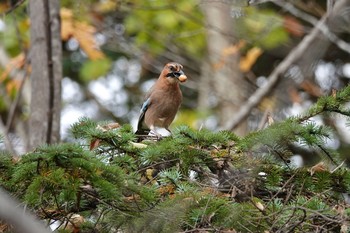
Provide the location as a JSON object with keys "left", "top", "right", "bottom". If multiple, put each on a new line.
{"left": 180, "top": 228, "right": 215, "bottom": 233}
{"left": 2, "top": 0, "right": 26, "bottom": 16}
{"left": 5, "top": 10, "right": 30, "bottom": 134}
{"left": 327, "top": 0, "right": 335, "bottom": 15}
{"left": 0, "top": 118, "right": 17, "bottom": 157}
{"left": 275, "top": 205, "right": 298, "bottom": 233}
{"left": 248, "top": 0, "right": 274, "bottom": 5}
{"left": 330, "top": 160, "right": 345, "bottom": 173}
{"left": 295, "top": 206, "right": 341, "bottom": 224}
{"left": 286, "top": 208, "right": 307, "bottom": 233}
{"left": 267, "top": 173, "right": 296, "bottom": 207}
{"left": 257, "top": 109, "right": 270, "bottom": 130}
{"left": 5, "top": 68, "right": 29, "bottom": 134}
{"left": 317, "top": 143, "right": 337, "bottom": 165}
{"left": 137, "top": 158, "right": 180, "bottom": 173}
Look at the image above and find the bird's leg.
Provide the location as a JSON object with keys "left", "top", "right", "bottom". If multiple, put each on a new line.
{"left": 150, "top": 125, "right": 162, "bottom": 140}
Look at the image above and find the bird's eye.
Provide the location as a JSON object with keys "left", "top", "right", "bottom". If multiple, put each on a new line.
{"left": 169, "top": 66, "right": 175, "bottom": 71}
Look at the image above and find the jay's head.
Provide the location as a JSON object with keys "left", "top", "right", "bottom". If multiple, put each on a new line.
{"left": 161, "top": 62, "right": 187, "bottom": 84}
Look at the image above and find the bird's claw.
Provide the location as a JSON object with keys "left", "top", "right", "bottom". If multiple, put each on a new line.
{"left": 150, "top": 130, "right": 163, "bottom": 140}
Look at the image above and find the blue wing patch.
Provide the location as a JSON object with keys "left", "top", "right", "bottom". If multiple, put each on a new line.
{"left": 140, "top": 97, "right": 151, "bottom": 114}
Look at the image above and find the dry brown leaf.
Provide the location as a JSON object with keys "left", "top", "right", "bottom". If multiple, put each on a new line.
{"left": 331, "top": 89, "right": 337, "bottom": 98}
{"left": 267, "top": 113, "right": 274, "bottom": 126}
{"left": 288, "top": 87, "right": 302, "bottom": 104}
{"left": 0, "top": 221, "right": 12, "bottom": 233}
{"left": 0, "top": 53, "right": 26, "bottom": 82}
{"left": 239, "top": 47, "right": 263, "bottom": 72}
{"left": 99, "top": 122, "right": 121, "bottom": 131}
{"left": 0, "top": 3, "right": 10, "bottom": 14}
{"left": 283, "top": 15, "right": 304, "bottom": 37}
{"left": 214, "top": 40, "right": 246, "bottom": 70}
{"left": 124, "top": 194, "right": 140, "bottom": 202}
{"left": 96, "top": 122, "right": 120, "bottom": 132}
{"left": 6, "top": 79, "right": 21, "bottom": 94}
{"left": 309, "top": 162, "right": 327, "bottom": 176}
{"left": 60, "top": 8, "right": 74, "bottom": 40}
{"left": 89, "top": 139, "right": 101, "bottom": 150}
{"left": 300, "top": 80, "right": 322, "bottom": 97}
{"left": 74, "top": 22, "right": 105, "bottom": 60}
{"left": 60, "top": 8, "right": 105, "bottom": 60}
{"left": 158, "top": 184, "right": 175, "bottom": 195}
{"left": 333, "top": 204, "right": 345, "bottom": 215}
{"left": 222, "top": 40, "right": 246, "bottom": 56}
{"left": 62, "top": 214, "right": 85, "bottom": 233}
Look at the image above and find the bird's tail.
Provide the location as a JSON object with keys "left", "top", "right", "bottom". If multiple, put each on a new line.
{"left": 135, "top": 128, "right": 150, "bottom": 142}
{"left": 135, "top": 128, "right": 150, "bottom": 136}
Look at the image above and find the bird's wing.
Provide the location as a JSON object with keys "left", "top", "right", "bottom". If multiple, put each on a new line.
{"left": 136, "top": 97, "right": 151, "bottom": 135}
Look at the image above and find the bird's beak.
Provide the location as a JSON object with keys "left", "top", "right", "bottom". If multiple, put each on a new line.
{"left": 175, "top": 70, "right": 187, "bottom": 83}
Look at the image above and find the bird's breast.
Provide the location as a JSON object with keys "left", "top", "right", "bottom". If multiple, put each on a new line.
{"left": 144, "top": 87, "right": 182, "bottom": 127}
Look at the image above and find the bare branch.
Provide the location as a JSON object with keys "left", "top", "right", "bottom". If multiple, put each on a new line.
{"left": 248, "top": 0, "right": 274, "bottom": 6}
{"left": 224, "top": 0, "right": 349, "bottom": 131}
{"left": 2, "top": 0, "right": 26, "bottom": 16}
{"left": 275, "top": 1, "right": 350, "bottom": 54}
{"left": 224, "top": 14, "right": 328, "bottom": 131}
{"left": 0, "top": 118, "right": 17, "bottom": 157}
{"left": 327, "top": 0, "right": 335, "bottom": 15}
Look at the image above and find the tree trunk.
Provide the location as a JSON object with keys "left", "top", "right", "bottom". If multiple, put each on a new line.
{"left": 201, "top": 1, "right": 248, "bottom": 136}
{"left": 28, "top": 0, "right": 62, "bottom": 150}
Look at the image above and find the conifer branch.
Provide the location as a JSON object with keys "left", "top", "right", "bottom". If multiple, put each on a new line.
{"left": 2, "top": 115, "right": 350, "bottom": 232}
{"left": 316, "top": 143, "right": 337, "bottom": 165}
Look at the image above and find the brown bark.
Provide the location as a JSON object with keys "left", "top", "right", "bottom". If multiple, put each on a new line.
{"left": 28, "top": 0, "right": 62, "bottom": 150}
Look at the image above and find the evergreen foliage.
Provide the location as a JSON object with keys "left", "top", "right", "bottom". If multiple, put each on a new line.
{"left": 2, "top": 86, "right": 350, "bottom": 232}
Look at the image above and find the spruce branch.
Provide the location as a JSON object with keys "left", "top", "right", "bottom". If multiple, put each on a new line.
{"left": 297, "top": 85, "right": 350, "bottom": 122}
{"left": 4, "top": 112, "right": 350, "bottom": 232}
{"left": 316, "top": 143, "right": 337, "bottom": 165}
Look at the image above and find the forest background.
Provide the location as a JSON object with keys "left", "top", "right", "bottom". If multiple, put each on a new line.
{"left": 1, "top": 0, "right": 350, "bottom": 232}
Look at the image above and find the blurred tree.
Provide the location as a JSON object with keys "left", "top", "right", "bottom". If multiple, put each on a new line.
{"left": 201, "top": 1, "right": 247, "bottom": 136}
{"left": 28, "top": 0, "right": 62, "bottom": 150}
{"left": 0, "top": 0, "right": 350, "bottom": 232}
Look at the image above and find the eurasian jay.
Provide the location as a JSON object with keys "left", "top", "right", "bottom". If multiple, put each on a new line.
{"left": 135, "top": 62, "right": 187, "bottom": 137}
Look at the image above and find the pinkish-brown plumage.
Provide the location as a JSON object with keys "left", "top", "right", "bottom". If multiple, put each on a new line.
{"left": 136, "top": 62, "right": 187, "bottom": 136}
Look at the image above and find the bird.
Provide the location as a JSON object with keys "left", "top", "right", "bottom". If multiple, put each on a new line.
{"left": 135, "top": 62, "right": 187, "bottom": 137}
